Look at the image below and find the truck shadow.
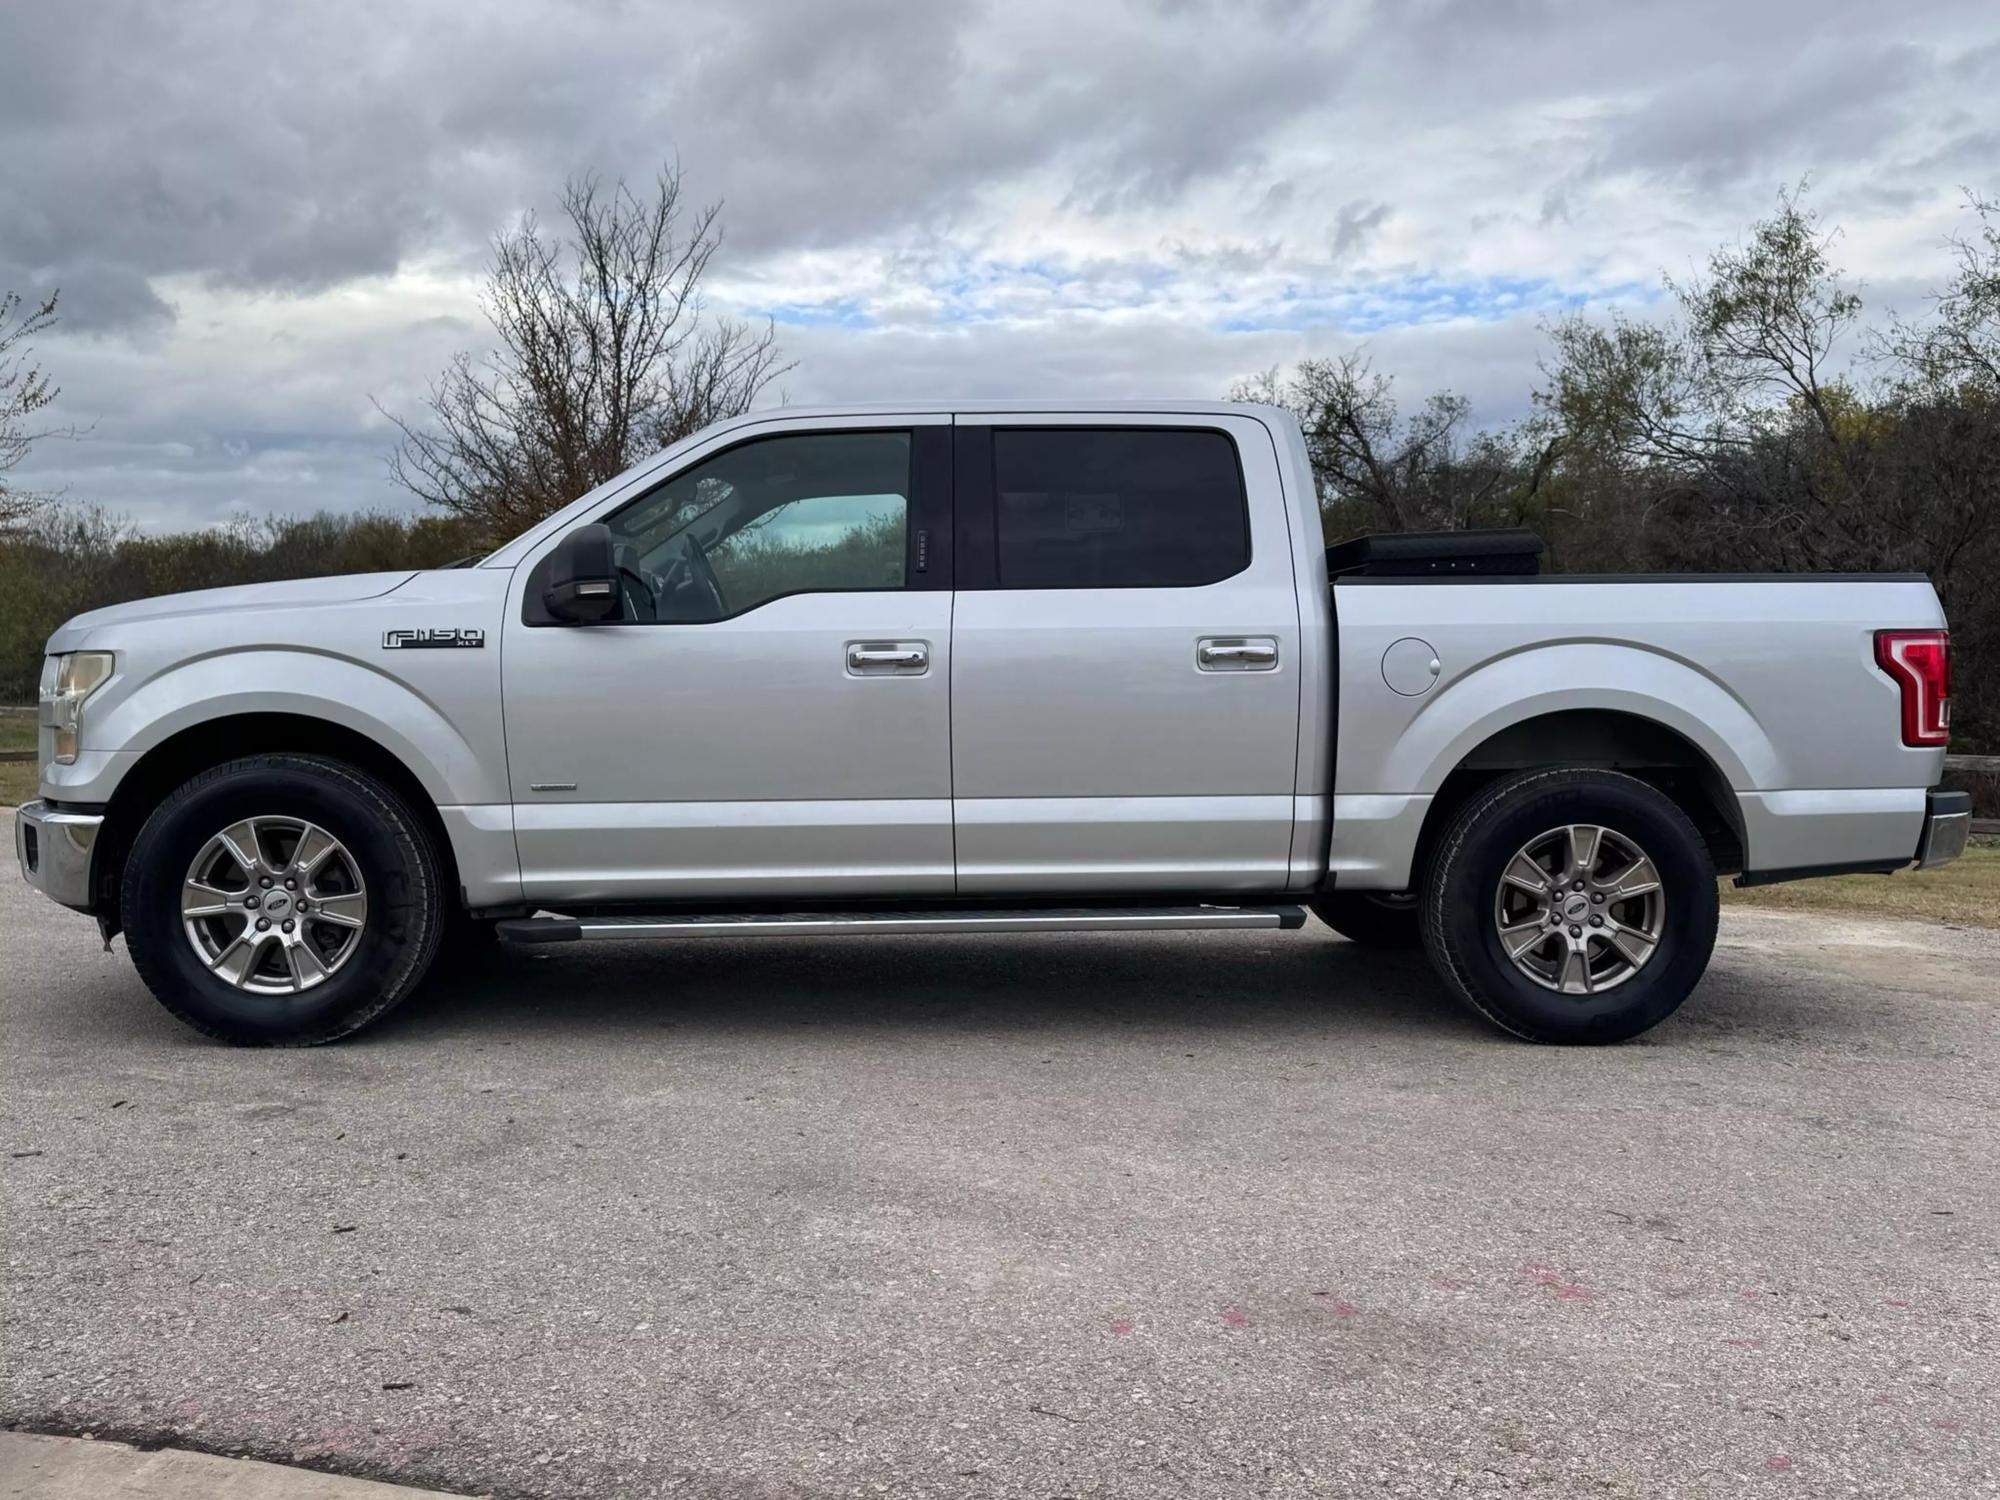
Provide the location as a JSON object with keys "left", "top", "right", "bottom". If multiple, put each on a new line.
{"left": 363, "top": 923, "right": 1907, "bottom": 1055}
{"left": 25, "top": 923, "right": 1864, "bottom": 1055}
{"left": 379, "top": 928, "right": 1491, "bottom": 1045}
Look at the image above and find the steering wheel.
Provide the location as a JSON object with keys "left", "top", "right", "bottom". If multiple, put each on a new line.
{"left": 610, "top": 542, "right": 659, "bottom": 622}
{"left": 685, "top": 535, "right": 727, "bottom": 618}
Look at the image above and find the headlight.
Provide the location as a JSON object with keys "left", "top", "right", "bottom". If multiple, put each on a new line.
{"left": 40, "top": 651, "right": 115, "bottom": 765}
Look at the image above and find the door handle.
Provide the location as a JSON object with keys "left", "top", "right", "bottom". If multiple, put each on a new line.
{"left": 1197, "top": 637, "right": 1279, "bottom": 671}
{"left": 847, "top": 641, "right": 929, "bottom": 674}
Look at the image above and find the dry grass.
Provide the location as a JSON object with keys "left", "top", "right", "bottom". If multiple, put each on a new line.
{"left": 1722, "top": 842, "right": 2000, "bottom": 929}
{"left": 0, "top": 711, "right": 35, "bottom": 806}
{"left": 1, "top": 759, "right": 39, "bottom": 807}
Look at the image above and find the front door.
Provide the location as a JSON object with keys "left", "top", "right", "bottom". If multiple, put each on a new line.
{"left": 948, "top": 415, "right": 1303, "bottom": 893}
{"left": 502, "top": 420, "right": 955, "bottom": 903}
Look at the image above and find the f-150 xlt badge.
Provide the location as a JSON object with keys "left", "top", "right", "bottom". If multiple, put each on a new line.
{"left": 383, "top": 628, "right": 485, "bottom": 649}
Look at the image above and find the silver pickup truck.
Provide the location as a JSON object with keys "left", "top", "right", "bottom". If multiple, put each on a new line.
{"left": 16, "top": 403, "right": 1969, "bottom": 1046}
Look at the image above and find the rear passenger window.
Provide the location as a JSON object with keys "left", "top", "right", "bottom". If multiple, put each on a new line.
{"left": 990, "top": 428, "right": 1250, "bottom": 588}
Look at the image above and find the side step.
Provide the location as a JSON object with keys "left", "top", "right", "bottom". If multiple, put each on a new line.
{"left": 497, "top": 904, "right": 1309, "bottom": 945}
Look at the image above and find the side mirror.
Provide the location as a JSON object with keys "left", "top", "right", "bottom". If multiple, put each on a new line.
{"left": 543, "top": 524, "right": 622, "bottom": 623}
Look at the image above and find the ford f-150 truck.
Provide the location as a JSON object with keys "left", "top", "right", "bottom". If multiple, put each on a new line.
{"left": 15, "top": 403, "right": 1970, "bottom": 1046}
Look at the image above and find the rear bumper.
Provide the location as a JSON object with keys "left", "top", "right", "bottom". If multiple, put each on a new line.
{"left": 13, "top": 800, "right": 103, "bottom": 912}
{"left": 1916, "top": 788, "right": 1972, "bottom": 870}
{"left": 1735, "top": 785, "right": 1970, "bottom": 887}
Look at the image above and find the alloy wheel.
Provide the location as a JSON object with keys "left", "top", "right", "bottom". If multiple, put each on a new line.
{"left": 180, "top": 817, "right": 368, "bottom": 993}
{"left": 1491, "top": 823, "right": 1665, "bottom": 995}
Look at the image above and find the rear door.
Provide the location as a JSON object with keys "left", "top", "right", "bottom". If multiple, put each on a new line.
{"left": 948, "top": 414, "right": 1303, "bottom": 892}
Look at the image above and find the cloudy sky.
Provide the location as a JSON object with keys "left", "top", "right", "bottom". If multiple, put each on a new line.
{"left": 3, "top": 0, "right": 1995, "bottom": 531}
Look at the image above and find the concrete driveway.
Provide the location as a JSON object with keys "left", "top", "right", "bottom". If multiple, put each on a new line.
{"left": 3, "top": 820, "right": 1995, "bottom": 1498}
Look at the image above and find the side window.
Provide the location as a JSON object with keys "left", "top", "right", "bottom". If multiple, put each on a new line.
{"left": 606, "top": 431, "right": 910, "bottom": 622}
{"left": 990, "top": 428, "right": 1249, "bottom": 589}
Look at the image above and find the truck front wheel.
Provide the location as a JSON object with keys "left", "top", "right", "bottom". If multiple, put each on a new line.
{"left": 1420, "top": 768, "right": 1718, "bottom": 1044}
{"left": 120, "top": 754, "right": 445, "bottom": 1045}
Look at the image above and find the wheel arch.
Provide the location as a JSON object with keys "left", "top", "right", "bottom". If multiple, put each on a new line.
{"left": 92, "top": 713, "right": 463, "bottom": 936}
{"left": 1412, "top": 708, "right": 1747, "bottom": 884}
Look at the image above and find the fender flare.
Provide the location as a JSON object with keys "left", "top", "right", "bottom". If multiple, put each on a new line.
{"left": 87, "top": 649, "right": 498, "bottom": 807}
{"left": 1398, "top": 642, "right": 1774, "bottom": 796}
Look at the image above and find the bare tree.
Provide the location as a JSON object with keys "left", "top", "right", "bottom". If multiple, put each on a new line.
{"left": 1, "top": 288, "right": 62, "bottom": 533}
{"left": 1535, "top": 313, "right": 1726, "bottom": 472}
{"left": 1538, "top": 185, "right": 1861, "bottom": 468}
{"left": 1236, "top": 354, "right": 1557, "bottom": 534}
{"left": 1883, "top": 189, "right": 2000, "bottom": 396}
{"left": 1674, "top": 183, "right": 1863, "bottom": 447}
{"left": 1236, "top": 355, "right": 1461, "bottom": 529}
{"left": 381, "top": 166, "right": 789, "bottom": 545}
{"left": 1533, "top": 185, "right": 1890, "bottom": 569}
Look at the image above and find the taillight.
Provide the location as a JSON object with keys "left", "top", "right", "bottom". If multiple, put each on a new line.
{"left": 1874, "top": 630, "right": 1951, "bottom": 747}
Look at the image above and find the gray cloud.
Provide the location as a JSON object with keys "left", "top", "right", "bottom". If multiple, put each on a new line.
{"left": 1331, "top": 201, "right": 1391, "bottom": 261}
{"left": 0, "top": 257, "right": 170, "bottom": 334}
{"left": 2, "top": 0, "right": 1995, "bottom": 529}
{"left": 0, "top": 0, "right": 1344, "bottom": 311}
{"left": 1575, "top": 39, "right": 1933, "bottom": 190}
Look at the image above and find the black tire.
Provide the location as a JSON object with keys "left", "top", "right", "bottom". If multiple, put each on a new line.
{"left": 1420, "top": 768, "right": 1718, "bottom": 1045}
{"left": 121, "top": 754, "right": 445, "bottom": 1045}
{"left": 1311, "top": 891, "right": 1423, "bottom": 948}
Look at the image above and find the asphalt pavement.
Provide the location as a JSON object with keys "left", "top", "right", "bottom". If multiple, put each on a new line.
{"left": 2, "top": 814, "right": 1995, "bottom": 1498}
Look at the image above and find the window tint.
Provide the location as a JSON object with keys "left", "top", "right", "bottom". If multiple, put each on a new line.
{"left": 606, "top": 431, "right": 909, "bottom": 622}
{"left": 991, "top": 428, "right": 1249, "bottom": 589}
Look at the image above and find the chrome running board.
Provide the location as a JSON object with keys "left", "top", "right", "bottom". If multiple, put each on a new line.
{"left": 497, "top": 904, "right": 1308, "bottom": 945}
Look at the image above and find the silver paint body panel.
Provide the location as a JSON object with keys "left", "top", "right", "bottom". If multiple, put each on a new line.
{"left": 948, "top": 409, "right": 1305, "bottom": 893}
{"left": 1330, "top": 576, "right": 1947, "bottom": 885}
{"left": 501, "top": 592, "right": 956, "bottom": 901}
{"left": 41, "top": 566, "right": 516, "bottom": 907}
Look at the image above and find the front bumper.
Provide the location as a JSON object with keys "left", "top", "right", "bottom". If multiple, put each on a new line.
{"left": 1916, "top": 788, "right": 1972, "bottom": 870}
{"left": 13, "top": 800, "right": 103, "bottom": 911}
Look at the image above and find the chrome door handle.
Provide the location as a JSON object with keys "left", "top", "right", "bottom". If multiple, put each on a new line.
{"left": 847, "top": 642, "right": 929, "bottom": 674}
{"left": 1197, "top": 637, "right": 1278, "bottom": 671}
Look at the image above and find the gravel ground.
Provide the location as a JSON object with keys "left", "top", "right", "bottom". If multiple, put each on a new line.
{"left": 2, "top": 827, "right": 1996, "bottom": 1498}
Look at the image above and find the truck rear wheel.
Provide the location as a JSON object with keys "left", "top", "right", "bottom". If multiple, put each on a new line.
{"left": 120, "top": 754, "right": 445, "bottom": 1045}
{"left": 1311, "top": 891, "right": 1423, "bottom": 948}
{"left": 1420, "top": 768, "right": 1718, "bottom": 1044}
